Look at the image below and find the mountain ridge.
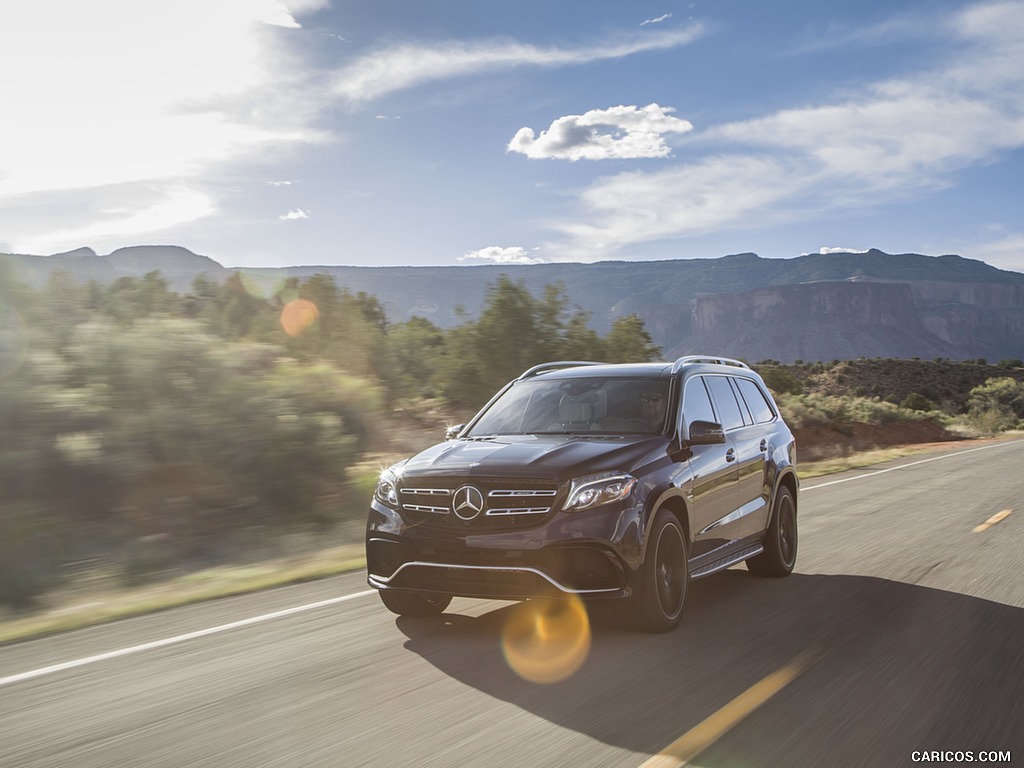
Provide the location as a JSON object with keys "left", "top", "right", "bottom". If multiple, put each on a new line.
{"left": 4, "top": 245, "right": 1023, "bottom": 363}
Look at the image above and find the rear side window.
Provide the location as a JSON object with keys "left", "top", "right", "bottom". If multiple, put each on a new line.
{"left": 735, "top": 378, "right": 776, "bottom": 424}
{"left": 704, "top": 375, "right": 745, "bottom": 431}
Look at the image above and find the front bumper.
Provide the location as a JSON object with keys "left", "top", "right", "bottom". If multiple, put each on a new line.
{"left": 365, "top": 497, "right": 643, "bottom": 600}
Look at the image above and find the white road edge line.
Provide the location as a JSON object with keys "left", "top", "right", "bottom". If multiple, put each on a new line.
{"left": 0, "top": 590, "right": 375, "bottom": 688}
{"left": 802, "top": 438, "right": 1024, "bottom": 492}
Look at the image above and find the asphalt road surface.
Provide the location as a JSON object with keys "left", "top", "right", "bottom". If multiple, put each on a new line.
{"left": 2, "top": 440, "right": 1023, "bottom": 767}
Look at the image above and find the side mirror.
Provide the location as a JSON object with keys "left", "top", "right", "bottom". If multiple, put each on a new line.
{"left": 445, "top": 424, "right": 466, "bottom": 441}
{"left": 687, "top": 420, "right": 726, "bottom": 445}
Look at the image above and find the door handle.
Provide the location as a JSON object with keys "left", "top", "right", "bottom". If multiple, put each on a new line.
{"left": 726, "top": 448, "right": 736, "bottom": 462}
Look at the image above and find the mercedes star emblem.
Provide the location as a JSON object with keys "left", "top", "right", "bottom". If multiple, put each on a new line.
{"left": 452, "top": 485, "right": 485, "bottom": 520}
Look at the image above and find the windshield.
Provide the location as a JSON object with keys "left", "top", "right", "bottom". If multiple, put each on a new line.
{"left": 466, "top": 376, "right": 671, "bottom": 436}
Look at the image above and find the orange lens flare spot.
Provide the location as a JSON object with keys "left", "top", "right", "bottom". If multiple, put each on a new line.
{"left": 280, "top": 299, "right": 319, "bottom": 336}
{"left": 502, "top": 597, "right": 591, "bottom": 684}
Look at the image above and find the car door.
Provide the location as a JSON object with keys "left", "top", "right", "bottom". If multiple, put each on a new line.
{"left": 703, "top": 375, "right": 768, "bottom": 544}
{"left": 676, "top": 375, "right": 741, "bottom": 558}
{"left": 732, "top": 376, "right": 778, "bottom": 537}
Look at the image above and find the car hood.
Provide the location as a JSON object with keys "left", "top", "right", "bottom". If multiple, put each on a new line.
{"left": 397, "top": 435, "right": 669, "bottom": 482}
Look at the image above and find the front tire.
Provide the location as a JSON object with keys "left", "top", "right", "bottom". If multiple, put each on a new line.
{"left": 378, "top": 589, "right": 452, "bottom": 617}
{"left": 633, "top": 510, "right": 689, "bottom": 632}
{"left": 747, "top": 485, "right": 797, "bottom": 577}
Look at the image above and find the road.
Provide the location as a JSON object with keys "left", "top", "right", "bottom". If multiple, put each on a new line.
{"left": 2, "top": 440, "right": 1022, "bottom": 767}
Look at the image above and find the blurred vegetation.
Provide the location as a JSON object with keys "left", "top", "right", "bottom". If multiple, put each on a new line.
{"left": 753, "top": 357, "right": 1024, "bottom": 436}
{"left": 0, "top": 262, "right": 660, "bottom": 609}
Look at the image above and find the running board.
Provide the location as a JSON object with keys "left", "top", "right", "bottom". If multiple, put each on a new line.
{"left": 689, "top": 544, "right": 764, "bottom": 579}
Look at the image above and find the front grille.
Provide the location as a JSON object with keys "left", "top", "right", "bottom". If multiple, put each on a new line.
{"left": 398, "top": 478, "right": 562, "bottom": 530}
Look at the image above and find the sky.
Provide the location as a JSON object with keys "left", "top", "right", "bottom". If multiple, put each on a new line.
{"left": 1, "top": 0, "right": 1023, "bottom": 272}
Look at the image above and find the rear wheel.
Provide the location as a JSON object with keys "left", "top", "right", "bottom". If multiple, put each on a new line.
{"left": 378, "top": 589, "right": 452, "bottom": 617}
{"left": 747, "top": 485, "right": 797, "bottom": 577}
{"left": 633, "top": 510, "right": 689, "bottom": 632}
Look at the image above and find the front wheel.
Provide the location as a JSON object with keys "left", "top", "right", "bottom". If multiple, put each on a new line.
{"left": 747, "top": 485, "right": 797, "bottom": 577}
{"left": 633, "top": 510, "right": 689, "bottom": 632}
{"left": 378, "top": 589, "right": 452, "bottom": 617}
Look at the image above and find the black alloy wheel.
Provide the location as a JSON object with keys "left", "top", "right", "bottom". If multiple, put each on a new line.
{"left": 635, "top": 510, "right": 689, "bottom": 632}
{"left": 747, "top": 485, "right": 797, "bottom": 577}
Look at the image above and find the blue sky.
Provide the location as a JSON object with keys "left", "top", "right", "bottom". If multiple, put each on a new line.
{"left": 2, "top": 0, "right": 1023, "bottom": 271}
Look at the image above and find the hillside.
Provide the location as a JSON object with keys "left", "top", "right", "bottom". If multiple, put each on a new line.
{"left": 4, "top": 246, "right": 1024, "bottom": 363}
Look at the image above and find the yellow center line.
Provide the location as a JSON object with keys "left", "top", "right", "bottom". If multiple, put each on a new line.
{"left": 973, "top": 509, "right": 1013, "bottom": 533}
{"left": 639, "top": 647, "right": 822, "bottom": 768}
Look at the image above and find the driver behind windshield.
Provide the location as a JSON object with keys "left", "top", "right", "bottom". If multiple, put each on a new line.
{"left": 640, "top": 390, "right": 667, "bottom": 429}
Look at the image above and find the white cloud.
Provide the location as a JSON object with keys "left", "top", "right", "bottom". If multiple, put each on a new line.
{"left": 818, "top": 247, "right": 870, "bottom": 254}
{"left": 332, "top": 27, "right": 705, "bottom": 102}
{"left": 969, "top": 232, "right": 1024, "bottom": 273}
{"left": 545, "top": 1, "right": 1024, "bottom": 260}
{"left": 14, "top": 186, "right": 214, "bottom": 256}
{"left": 0, "top": 0, "right": 327, "bottom": 250}
{"left": 641, "top": 13, "right": 673, "bottom": 26}
{"left": 796, "top": 14, "right": 934, "bottom": 53}
{"left": 551, "top": 155, "right": 807, "bottom": 258}
{"left": 459, "top": 246, "right": 545, "bottom": 265}
{"left": 508, "top": 103, "right": 693, "bottom": 161}
{"left": 280, "top": 209, "right": 310, "bottom": 220}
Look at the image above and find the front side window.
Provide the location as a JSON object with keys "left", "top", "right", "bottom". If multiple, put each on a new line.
{"left": 466, "top": 377, "right": 671, "bottom": 436}
{"left": 681, "top": 376, "right": 717, "bottom": 429}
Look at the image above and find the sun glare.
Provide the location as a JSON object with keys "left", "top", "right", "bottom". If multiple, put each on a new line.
{"left": 502, "top": 597, "right": 591, "bottom": 684}
{"left": 280, "top": 298, "right": 319, "bottom": 336}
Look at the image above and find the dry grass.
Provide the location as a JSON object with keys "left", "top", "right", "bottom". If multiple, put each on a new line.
{"left": 799, "top": 431, "right": 1022, "bottom": 477}
{"left": 0, "top": 545, "right": 365, "bottom": 645}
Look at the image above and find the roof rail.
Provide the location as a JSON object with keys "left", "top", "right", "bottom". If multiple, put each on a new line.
{"left": 671, "top": 355, "right": 750, "bottom": 373}
{"left": 518, "top": 361, "right": 605, "bottom": 380}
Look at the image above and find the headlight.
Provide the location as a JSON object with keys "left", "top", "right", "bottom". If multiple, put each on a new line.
{"left": 374, "top": 468, "right": 400, "bottom": 507}
{"left": 563, "top": 472, "right": 637, "bottom": 512}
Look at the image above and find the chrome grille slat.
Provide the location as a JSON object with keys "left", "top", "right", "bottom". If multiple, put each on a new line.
{"left": 487, "top": 507, "right": 551, "bottom": 516}
{"left": 488, "top": 489, "right": 557, "bottom": 497}
{"left": 404, "top": 504, "right": 449, "bottom": 514}
{"left": 401, "top": 488, "right": 452, "bottom": 496}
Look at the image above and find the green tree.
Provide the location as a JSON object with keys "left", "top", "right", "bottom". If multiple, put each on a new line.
{"left": 561, "top": 308, "right": 605, "bottom": 361}
{"left": 603, "top": 314, "right": 661, "bottom": 362}
{"left": 386, "top": 316, "right": 446, "bottom": 399}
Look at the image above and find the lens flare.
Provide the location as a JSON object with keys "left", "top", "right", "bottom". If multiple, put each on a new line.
{"left": 280, "top": 298, "right": 319, "bottom": 336}
{"left": 502, "top": 597, "right": 591, "bottom": 684}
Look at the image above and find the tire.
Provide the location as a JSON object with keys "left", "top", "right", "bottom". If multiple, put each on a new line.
{"left": 633, "top": 510, "right": 689, "bottom": 632}
{"left": 747, "top": 485, "right": 797, "bottom": 577}
{"left": 378, "top": 589, "right": 452, "bottom": 617}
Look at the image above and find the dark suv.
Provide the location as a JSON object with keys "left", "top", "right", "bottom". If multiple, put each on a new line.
{"left": 366, "top": 356, "right": 798, "bottom": 632}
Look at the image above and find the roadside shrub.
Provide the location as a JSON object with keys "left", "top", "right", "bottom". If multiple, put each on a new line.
{"left": 776, "top": 393, "right": 929, "bottom": 429}
{"left": 901, "top": 392, "right": 935, "bottom": 412}
{"left": 0, "top": 317, "right": 384, "bottom": 604}
{"left": 965, "top": 377, "right": 1024, "bottom": 434}
{"left": 756, "top": 366, "right": 803, "bottom": 395}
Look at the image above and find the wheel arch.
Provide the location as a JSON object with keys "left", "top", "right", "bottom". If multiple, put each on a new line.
{"left": 772, "top": 469, "right": 799, "bottom": 521}
{"left": 640, "top": 489, "right": 691, "bottom": 564}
